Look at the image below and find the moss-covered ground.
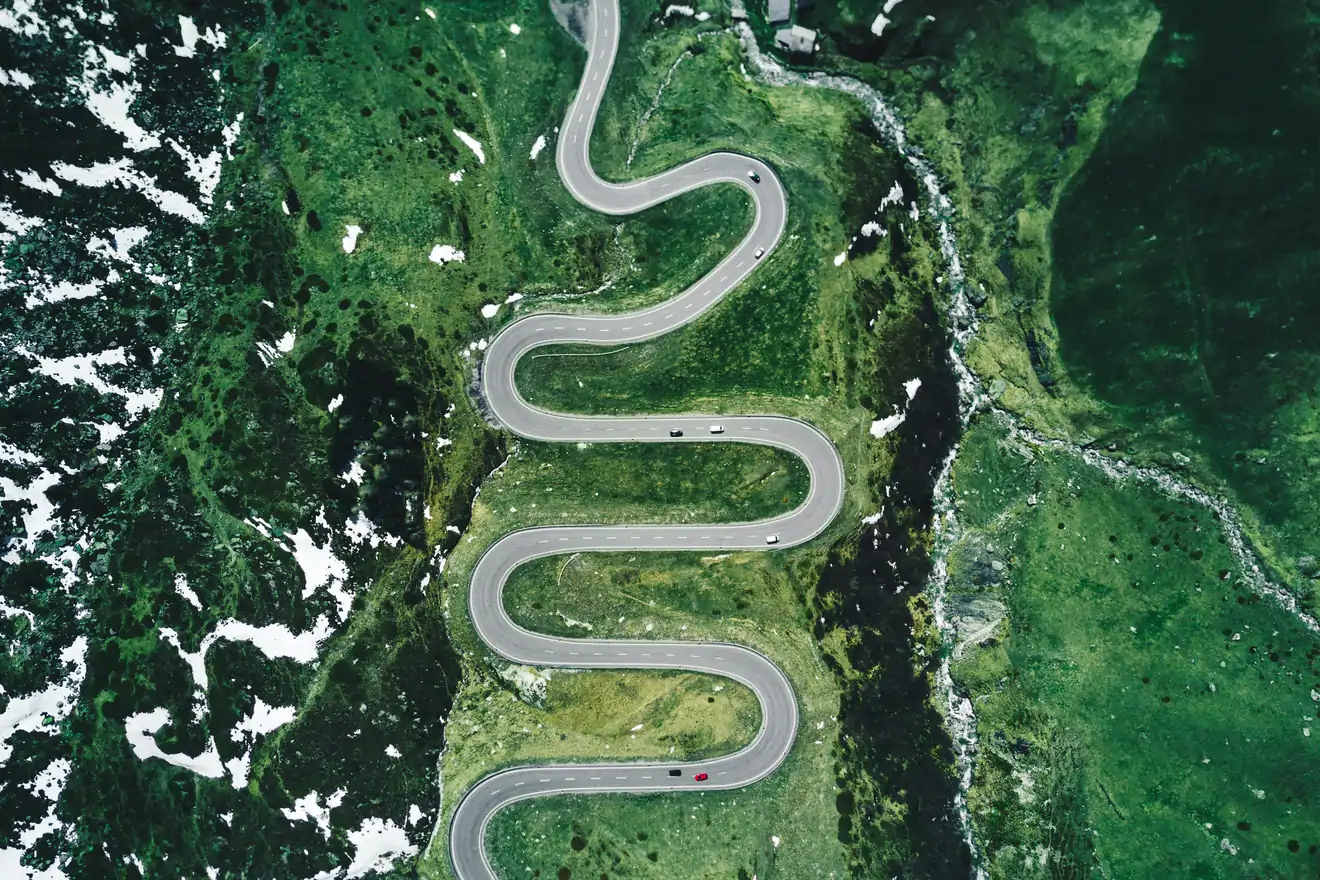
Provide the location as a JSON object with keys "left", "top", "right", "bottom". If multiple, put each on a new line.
{"left": 788, "top": 0, "right": 1320, "bottom": 875}
{"left": 947, "top": 418, "right": 1320, "bottom": 878}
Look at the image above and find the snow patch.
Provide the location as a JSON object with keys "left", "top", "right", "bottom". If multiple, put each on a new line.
{"left": 283, "top": 788, "right": 347, "bottom": 839}
{"left": 453, "top": 129, "right": 485, "bottom": 164}
{"left": 480, "top": 302, "right": 500, "bottom": 319}
{"left": 342, "top": 224, "right": 362, "bottom": 253}
{"left": 174, "top": 573, "right": 202, "bottom": 610}
{"left": 429, "top": 244, "right": 465, "bottom": 264}
{"left": 232, "top": 697, "right": 297, "bottom": 741}
{"left": 0, "top": 638, "right": 86, "bottom": 764}
{"left": 17, "top": 345, "right": 163, "bottom": 415}
{"left": 0, "top": 68, "right": 35, "bottom": 89}
{"left": 124, "top": 708, "right": 225, "bottom": 778}
{"left": 346, "top": 817, "right": 418, "bottom": 879}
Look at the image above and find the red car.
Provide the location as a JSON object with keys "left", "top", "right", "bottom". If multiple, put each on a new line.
{"left": 693, "top": 773, "right": 709, "bottom": 782}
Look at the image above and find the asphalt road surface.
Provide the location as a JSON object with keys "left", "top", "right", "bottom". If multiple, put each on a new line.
{"left": 448, "top": 1, "right": 845, "bottom": 876}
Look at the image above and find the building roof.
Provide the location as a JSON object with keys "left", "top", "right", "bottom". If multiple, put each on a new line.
{"left": 767, "top": 0, "right": 792, "bottom": 24}
{"left": 774, "top": 24, "right": 816, "bottom": 54}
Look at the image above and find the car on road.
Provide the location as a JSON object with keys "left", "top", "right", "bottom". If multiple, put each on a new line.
{"left": 694, "top": 773, "right": 709, "bottom": 782}
{"left": 765, "top": 535, "right": 780, "bottom": 545}
{"left": 709, "top": 425, "right": 724, "bottom": 434}
{"left": 747, "top": 170, "right": 760, "bottom": 183}
{"left": 668, "top": 769, "right": 682, "bottom": 777}
{"left": 754, "top": 247, "right": 765, "bottom": 259}
{"left": 669, "top": 429, "right": 684, "bottom": 437}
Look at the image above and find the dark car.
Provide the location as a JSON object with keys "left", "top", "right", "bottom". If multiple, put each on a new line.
{"left": 747, "top": 170, "right": 760, "bottom": 183}
{"left": 669, "top": 429, "right": 683, "bottom": 437}
{"left": 668, "top": 769, "right": 682, "bottom": 777}
{"left": 694, "top": 772, "right": 709, "bottom": 782}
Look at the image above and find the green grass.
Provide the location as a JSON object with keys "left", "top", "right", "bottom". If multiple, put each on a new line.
{"left": 470, "top": 440, "right": 809, "bottom": 530}
{"left": 428, "top": 449, "right": 850, "bottom": 878}
{"left": 487, "top": 740, "right": 845, "bottom": 880}
{"left": 948, "top": 420, "right": 1320, "bottom": 878}
{"left": 503, "top": 551, "right": 806, "bottom": 641}
{"left": 475, "top": 546, "right": 848, "bottom": 880}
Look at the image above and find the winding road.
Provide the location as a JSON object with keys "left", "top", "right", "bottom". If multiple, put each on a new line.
{"left": 448, "top": 1, "right": 845, "bottom": 876}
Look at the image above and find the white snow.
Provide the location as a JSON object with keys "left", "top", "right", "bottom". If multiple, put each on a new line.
{"left": 480, "top": 302, "right": 500, "bottom": 319}
{"left": 171, "top": 16, "right": 225, "bottom": 58}
{"left": 124, "top": 708, "right": 225, "bottom": 778}
{"left": 665, "top": 4, "right": 695, "bottom": 16}
{"left": 869, "top": 411, "right": 906, "bottom": 439}
{"left": 168, "top": 139, "right": 223, "bottom": 205}
{"left": 509, "top": 23, "right": 521, "bottom": 35}
{"left": 772, "top": 835, "right": 781, "bottom": 848}
{"left": 860, "top": 221, "right": 885, "bottom": 237}
{"left": 453, "top": 129, "right": 485, "bottom": 164}
{"left": 16, "top": 345, "right": 162, "bottom": 416}
{"left": 879, "top": 181, "right": 904, "bottom": 211}
{"left": 870, "top": 378, "right": 921, "bottom": 439}
{"left": 22, "top": 278, "right": 107, "bottom": 309}
{"left": 342, "top": 224, "right": 362, "bottom": 253}
{"left": 51, "top": 158, "right": 205, "bottom": 224}
{"left": 407, "top": 804, "right": 424, "bottom": 826}
{"left": 0, "top": 68, "right": 35, "bottom": 89}
{"left": 429, "top": 244, "right": 465, "bottom": 264}
{"left": 0, "top": 1, "right": 48, "bottom": 39}
{"left": 174, "top": 573, "right": 202, "bottom": 610}
{"left": 505, "top": 292, "right": 523, "bottom": 304}
{"left": 424, "top": 8, "right": 436, "bottom": 20}
{"left": 88, "top": 226, "right": 149, "bottom": 265}
{"left": 0, "top": 638, "right": 86, "bottom": 763}
{"left": 0, "top": 202, "right": 43, "bottom": 245}
{"left": 385, "top": 744, "right": 402, "bottom": 758}
{"left": 833, "top": 251, "right": 847, "bottom": 266}
{"left": 17, "top": 170, "right": 61, "bottom": 197}
{"left": 207, "top": 616, "right": 334, "bottom": 665}
{"left": 328, "top": 394, "right": 344, "bottom": 413}
{"left": 231, "top": 697, "right": 297, "bottom": 741}
{"left": 283, "top": 788, "right": 347, "bottom": 839}
{"left": 529, "top": 134, "right": 547, "bottom": 160}
{"left": 343, "top": 512, "right": 402, "bottom": 550}
{"left": 345, "top": 817, "right": 418, "bottom": 879}
{"left": 448, "top": 169, "right": 464, "bottom": 183}
{"left": 870, "top": 14, "right": 890, "bottom": 36}
{"left": 341, "top": 459, "right": 366, "bottom": 486}
{"left": 286, "top": 525, "right": 351, "bottom": 621}
{"left": 883, "top": 0, "right": 905, "bottom": 12}
{"left": 0, "top": 466, "right": 59, "bottom": 561}
{"left": 72, "top": 46, "right": 160, "bottom": 152}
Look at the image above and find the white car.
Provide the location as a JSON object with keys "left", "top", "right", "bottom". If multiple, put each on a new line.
{"left": 754, "top": 247, "right": 765, "bottom": 259}
{"left": 709, "top": 425, "right": 725, "bottom": 434}
{"left": 765, "top": 535, "right": 780, "bottom": 545}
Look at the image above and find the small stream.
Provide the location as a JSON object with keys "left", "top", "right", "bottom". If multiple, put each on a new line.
{"left": 729, "top": 14, "right": 1320, "bottom": 880}
{"left": 732, "top": 22, "right": 989, "bottom": 875}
